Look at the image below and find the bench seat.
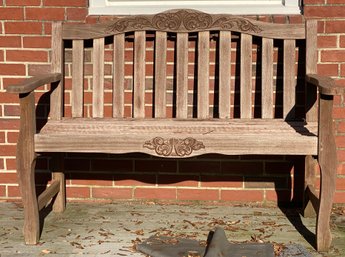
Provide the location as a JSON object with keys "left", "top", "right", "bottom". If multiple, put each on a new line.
{"left": 35, "top": 119, "right": 318, "bottom": 156}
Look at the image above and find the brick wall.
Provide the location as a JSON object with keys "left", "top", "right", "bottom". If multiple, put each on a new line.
{"left": 0, "top": 0, "right": 344, "bottom": 205}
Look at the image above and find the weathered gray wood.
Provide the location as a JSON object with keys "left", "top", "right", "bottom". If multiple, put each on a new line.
{"left": 240, "top": 34, "right": 252, "bottom": 119}
{"left": 72, "top": 40, "right": 84, "bottom": 118}
{"left": 17, "top": 92, "right": 39, "bottom": 244}
{"left": 92, "top": 37, "right": 105, "bottom": 118}
{"left": 38, "top": 180, "right": 60, "bottom": 211}
{"left": 197, "top": 31, "right": 210, "bottom": 119}
{"left": 176, "top": 33, "right": 189, "bottom": 119}
{"left": 283, "top": 39, "right": 296, "bottom": 120}
{"left": 317, "top": 95, "right": 337, "bottom": 251}
{"left": 52, "top": 153, "right": 65, "bottom": 213}
{"left": 113, "top": 34, "right": 125, "bottom": 118}
{"left": 219, "top": 31, "right": 231, "bottom": 119}
{"left": 262, "top": 38, "right": 274, "bottom": 119}
{"left": 306, "top": 74, "right": 345, "bottom": 95}
{"left": 134, "top": 31, "right": 146, "bottom": 118}
{"left": 35, "top": 119, "right": 318, "bottom": 156}
{"left": 303, "top": 155, "right": 317, "bottom": 218}
{"left": 62, "top": 10, "right": 305, "bottom": 40}
{"left": 305, "top": 20, "right": 318, "bottom": 123}
{"left": 51, "top": 22, "right": 64, "bottom": 120}
{"left": 6, "top": 73, "right": 62, "bottom": 94}
{"left": 154, "top": 31, "right": 167, "bottom": 118}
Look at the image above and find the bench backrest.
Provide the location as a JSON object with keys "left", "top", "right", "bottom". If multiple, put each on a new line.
{"left": 50, "top": 9, "right": 317, "bottom": 122}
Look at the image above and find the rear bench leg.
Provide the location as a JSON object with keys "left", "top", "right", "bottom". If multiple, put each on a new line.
{"left": 17, "top": 92, "right": 40, "bottom": 244}
{"left": 52, "top": 153, "right": 66, "bottom": 213}
{"left": 316, "top": 94, "right": 337, "bottom": 251}
{"left": 303, "top": 155, "right": 317, "bottom": 218}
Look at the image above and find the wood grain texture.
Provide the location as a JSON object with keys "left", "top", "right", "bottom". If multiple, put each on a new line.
{"left": 134, "top": 31, "right": 146, "bottom": 118}
{"left": 306, "top": 74, "right": 345, "bottom": 95}
{"left": 50, "top": 22, "right": 64, "bottom": 120}
{"left": 283, "top": 39, "right": 296, "bottom": 120}
{"left": 113, "top": 34, "right": 125, "bottom": 118}
{"left": 72, "top": 40, "right": 84, "bottom": 118}
{"left": 154, "top": 31, "right": 167, "bottom": 118}
{"left": 17, "top": 92, "right": 39, "bottom": 244}
{"left": 262, "top": 38, "right": 274, "bottom": 119}
{"left": 92, "top": 38, "right": 105, "bottom": 118}
{"left": 52, "top": 153, "right": 65, "bottom": 213}
{"left": 62, "top": 10, "right": 305, "bottom": 40}
{"left": 303, "top": 155, "right": 317, "bottom": 218}
{"left": 176, "top": 33, "right": 189, "bottom": 119}
{"left": 38, "top": 180, "right": 60, "bottom": 211}
{"left": 197, "top": 31, "right": 210, "bottom": 119}
{"left": 219, "top": 31, "right": 231, "bottom": 119}
{"left": 305, "top": 20, "right": 318, "bottom": 123}
{"left": 240, "top": 34, "right": 252, "bottom": 119}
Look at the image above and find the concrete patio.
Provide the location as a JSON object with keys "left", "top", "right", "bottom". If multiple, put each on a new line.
{"left": 0, "top": 201, "right": 344, "bottom": 256}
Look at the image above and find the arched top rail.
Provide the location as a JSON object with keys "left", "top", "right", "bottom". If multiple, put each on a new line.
{"left": 62, "top": 9, "right": 306, "bottom": 40}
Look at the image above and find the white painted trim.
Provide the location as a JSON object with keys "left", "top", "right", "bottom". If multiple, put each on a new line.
{"left": 89, "top": 0, "right": 301, "bottom": 15}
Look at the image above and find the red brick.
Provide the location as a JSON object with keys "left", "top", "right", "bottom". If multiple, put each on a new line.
{"left": 28, "top": 64, "right": 52, "bottom": 76}
{"left": 67, "top": 8, "right": 88, "bottom": 21}
{"left": 43, "top": 0, "right": 87, "bottom": 7}
{"left": 0, "top": 50, "right": 3, "bottom": 62}
{"left": 177, "top": 189, "right": 219, "bottom": 201}
{"left": 70, "top": 173, "right": 113, "bottom": 186}
{"left": 0, "top": 64, "right": 25, "bottom": 76}
{"left": 341, "top": 64, "right": 345, "bottom": 77}
{"left": 0, "top": 119, "right": 19, "bottom": 130}
{"left": 7, "top": 132, "right": 18, "bottom": 144}
{"left": 317, "top": 64, "right": 339, "bottom": 77}
{"left": 0, "top": 158, "right": 4, "bottom": 170}
{"left": 4, "top": 105, "right": 20, "bottom": 117}
{"left": 0, "top": 145, "right": 16, "bottom": 156}
{"left": 338, "top": 150, "right": 345, "bottom": 162}
{"left": 66, "top": 186, "right": 90, "bottom": 198}
{"left": 7, "top": 50, "right": 48, "bottom": 62}
{"left": 340, "top": 36, "right": 345, "bottom": 48}
{"left": 200, "top": 175, "right": 243, "bottom": 188}
{"left": 5, "top": 21, "right": 42, "bottom": 35}
{"left": 0, "top": 185, "right": 5, "bottom": 197}
{"left": 336, "top": 136, "right": 345, "bottom": 148}
{"left": 115, "top": 174, "right": 156, "bottom": 186}
{"left": 92, "top": 187, "right": 133, "bottom": 199}
{"left": 6, "top": 158, "right": 16, "bottom": 170}
{"left": 338, "top": 163, "right": 345, "bottom": 175}
{"left": 266, "top": 190, "right": 292, "bottom": 203}
{"left": 244, "top": 177, "right": 288, "bottom": 189}
{"left": 23, "top": 36, "right": 51, "bottom": 48}
{"left": 304, "top": 0, "right": 325, "bottom": 3}
{"left": 8, "top": 186, "right": 20, "bottom": 197}
{"left": 336, "top": 178, "right": 345, "bottom": 190}
{"left": 334, "top": 192, "right": 345, "bottom": 204}
{"left": 321, "top": 50, "right": 345, "bottom": 62}
{"left": 0, "top": 132, "right": 5, "bottom": 143}
{"left": 7, "top": 0, "right": 41, "bottom": 6}
{"left": 305, "top": 6, "right": 345, "bottom": 18}
{"left": 221, "top": 190, "right": 264, "bottom": 202}
{"left": 325, "top": 20, "right": 345, "bottom": 33}
{"left": 25, "top": 8, "right": 65, "bottom": 21}
{"left": 0, "top": 36, "right": 21, "bottom": 48}
{"left": 0, "top": 7, "right": 24, "bottom": 20}
{"left": 317, "top": 36, "right": 337, "bottom": 48}
{"left": 0, "top": 173, "right": 18, "bottom": 184}
{"left": 134, "top": 188, "right": 176, "bottom": 200}
{"left": 158, "top": 175, "right": 199, "bottom": 187}
{"left": 333, "top": 107, "right": 345, "bottom": 119}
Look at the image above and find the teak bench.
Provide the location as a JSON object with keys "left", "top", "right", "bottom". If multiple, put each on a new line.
{"left": 6, "top": 9, "right": 344, "bottom": 251}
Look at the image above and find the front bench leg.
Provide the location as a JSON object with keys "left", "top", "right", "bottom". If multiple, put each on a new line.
{"left": 17, "top": 92, "right": 40, "bottom": 244}
{"left": 316, "top": 94, "right": 337, "bottom": 251}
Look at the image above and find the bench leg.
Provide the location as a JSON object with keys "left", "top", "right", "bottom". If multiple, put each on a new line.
{"left": 16, "top": 92, "right": 40, "bottom": 244}
{"left": 52, "top": 153, "right": 66, "bottom": 213}
{"left": 316, "top": 95, "right": 337, "bottom": 252}
{"left": 303, "top": 155, "right": 317, "bottom": 218}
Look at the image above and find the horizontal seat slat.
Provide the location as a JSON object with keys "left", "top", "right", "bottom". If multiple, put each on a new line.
{"left": 35, "top": 119, "right": 318, "bottom": 156}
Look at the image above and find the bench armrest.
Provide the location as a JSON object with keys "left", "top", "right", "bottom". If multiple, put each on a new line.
{"left": 306, "top": 74, "right": 345, "bottom": 96}
{"left": 6, "top": 73, "right": 62, "bottom": 94}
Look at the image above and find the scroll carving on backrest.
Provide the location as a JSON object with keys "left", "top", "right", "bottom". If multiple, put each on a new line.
{"left": 107, "top": 9, "right": 262, "bottom": 34}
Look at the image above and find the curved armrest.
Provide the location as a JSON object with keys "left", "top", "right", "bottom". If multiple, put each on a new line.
{"left": 6, "top": 73, "right": 62, "bottom": 94}
{"left": 306, "top": 74, "right": 345, "bottom": 96}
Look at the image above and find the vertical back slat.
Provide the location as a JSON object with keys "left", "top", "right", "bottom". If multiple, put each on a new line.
{"left": 113, "top": 34, "right": 125, "bottom": 118}
{"left": 133, "top": 31, "right": 146, "bottom": 118}
{"left": 197, "top": 31, "right": 210, "bottom": 119}
{"left": 306, "top": 20, "right": 318, "bottom": 122}
{"left": 176, "top": 32, "right": 189, "bottom": 119}
{"left": 262, "top": 38, "right": 274, "bottom": 119}
{"left": 154, "top": 31, "right": 167, "bottom": 118}
{"left": 72, "top": 40, "right": 84, "bottom": 118}
{"left": 92, "top": 37, "right": 105, "bottom": 118}
{"left": 51, "top": 22, "right": 63, "bottom": 120}
{"left": 283, "top": 39, "right": 296, "bottom": 120}
{"left": 240, "top": 34, "right": 252, "bottom": 119}
{"left": 219, "top": 31, "right": 231, "bottom": 119}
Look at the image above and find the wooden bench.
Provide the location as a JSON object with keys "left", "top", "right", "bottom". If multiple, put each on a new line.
{"left": 6, "top": 9, "right": 344, "bottom": 251}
